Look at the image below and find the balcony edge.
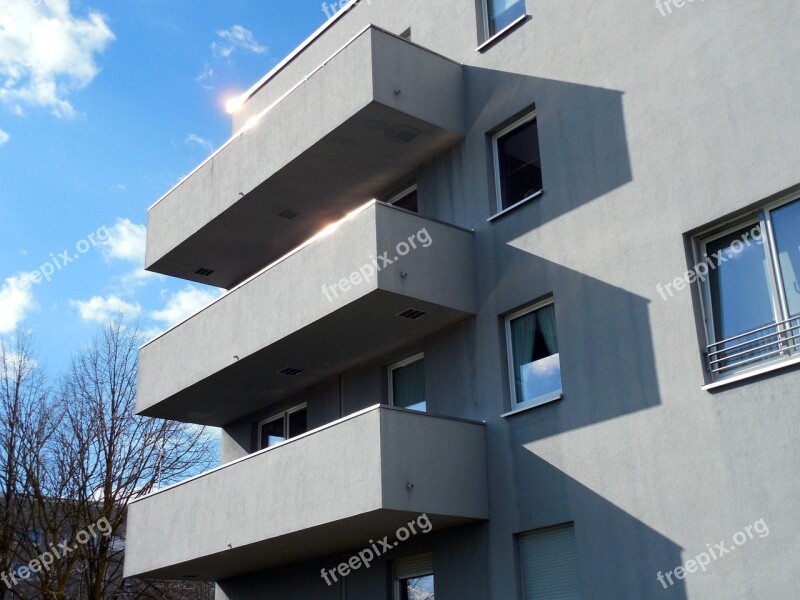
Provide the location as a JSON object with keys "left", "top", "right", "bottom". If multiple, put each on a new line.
{"left": 129, "top": 404, "right": 486, "bottom": 505}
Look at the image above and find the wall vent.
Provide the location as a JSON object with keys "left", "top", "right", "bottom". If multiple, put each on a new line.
{"left": 397, "top": 308, "right": 427, "bottom": 320}
{"left": 391, "top": 128, "right": 419, "bottom": 144}
{"left": 186, "top": 412, "right": 211, "bottom": 420}
{"left": 278, "top": 367, "right": 304, "bottom": 376}
{"left": 278, "top": 209, "right": 299, "bottom": 220}
{"left": 195, "top": 268, "right": 215, "bottom": 277}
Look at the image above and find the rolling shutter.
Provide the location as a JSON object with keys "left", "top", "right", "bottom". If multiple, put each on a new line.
{"left": 519, "top": 524, "right": 581, "bottom": 599}
{"left": 393, "top": 553, "right": 434, "bottom": 580}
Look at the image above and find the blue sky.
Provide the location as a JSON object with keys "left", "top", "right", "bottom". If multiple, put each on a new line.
{"left": 0, "top": 0, "right": 333, "bottom": 372}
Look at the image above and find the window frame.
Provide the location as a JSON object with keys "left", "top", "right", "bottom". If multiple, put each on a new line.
{"left": 388, "top": 183, "right": 418, "bottom": 206}
{"left": 388, "top": 352, "right": 425, "bottom": 410}
{"left": 505, "top": 297, "right": 562, "bottom": 412}
{"left": 491, "top": 111, "right": 543, "bottom": 218}
{"left": 479, "top": 0, "right": 528, "bottom": 50}
{"left": 695, "top": 192, "right": 800, "bottom": 383}
{"left": 387, "top": 184, "right": 419, "bottom": 213}
{"left": 393, "top": 574, "right": 435, "bottom": 600}
{"left": 257, "top": 403, "right": 307, "bottom": 450}
{"left": 392, "top": 553, "right": 434, "bottom": 600}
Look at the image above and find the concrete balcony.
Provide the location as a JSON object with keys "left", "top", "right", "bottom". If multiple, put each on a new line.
{"left": 137, "top": 202, "right": 475, "bottom": 426}
{"left": 146, "top": 26, "right": 465, "bottom": 289}
{"left": 123, "top": 405, "right": 488, "bottom": 581}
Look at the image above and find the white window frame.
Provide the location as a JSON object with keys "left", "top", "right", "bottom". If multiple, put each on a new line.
{"left": 694, "top": 192, "right": 800, "bottom": 382}
{"left": 505, "top": 298, "right": 562, "bottom": 412}
{"left": 388, "top": 353, "right": 425, "bottom": 409}
{"left": 387, "top": 184, "right": 418, "bottom": 207}
{"left": 257, "top": 403, "right": 307, "bottom": 450}
{"left": 491, "top": 111, "right": 543, "bottom": 218}
{"left": 479, "top": 0, "right": 529, "bottom": 49}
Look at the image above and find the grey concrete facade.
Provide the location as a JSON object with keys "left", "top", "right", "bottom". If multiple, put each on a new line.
{"left": 126, "top": 1, "right": 800, "bottom": 599}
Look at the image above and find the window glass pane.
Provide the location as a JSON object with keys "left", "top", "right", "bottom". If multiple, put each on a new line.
{"left": 497, "top": 118, "right": 542, "bottom": 210}
{"left": 288, "top": 408, "right": 307, "bottom": 439}
{"left": 392, "top": 359, "right": 426, "bottom": 412}
{"left": 510, "top": 304, "right": 561, "bottom": 406}
{"left": 260, "top": 417, "right": 285, "bottom": 448}
{"left": 771, "top": 199, "right": 800, "bottom": 317}
{"left": 706, "top": 224, "right": 775, "bottom": 341}
{"left": 399, "top": 575, "right": 434, "bottom": 600}
{"left": 487, "top": 0, "right": 525, "bottom": 36}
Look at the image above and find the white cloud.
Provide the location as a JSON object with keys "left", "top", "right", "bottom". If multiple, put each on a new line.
{"left": 0, "top": 0, "right": 115, "bottom": 118}
{"left": 102, "top": 218, "right": 147, "bottom": 264}
{"left": 0, "top": 351, "right": 38, "bottom": 381}
{"left": 0, "top": 275, "right": 35, "bottom": 334}
{"left": 71, "top": 295, "right": 141, "bottom": 323}
{"left": 0, "top": 128, "right": 8, "bottom": 145}
{"left": 151, "top": 286, "right": 222, "bottom": 327}
{"left": 185, "top": 134, "right": 214, "bottom": 153}
{"left": 528, "top": 354, "right": 561, "bottom": 376}
{"left": 194, "top": 63, "right": 214, "bottom": 90}
{"left": 110, "top": 267, "right": 162, "bottom": 297}
{"left": 212, "top": 25, "right": 266, "bottom": 59}
{"left": 122, "top": 267, "right": 159, "bottom": 285}
{"left": 196, "top": 64, "right": 213, "bottom": 81}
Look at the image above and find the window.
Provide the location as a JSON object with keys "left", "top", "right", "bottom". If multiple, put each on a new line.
{"left": 389, "top": 353, "right": 426, "bottom": 412}
{"left": 506, "top": 299, "right": 561, "bottom": 410}
{"left": 484, "top": 0, "right": 526, "bottom": 38}
{"left": 17, "top": 529, "right": 43, "bottom": 546}
{"left": 493, "top": 112, "right": 543, "bottom": 213}
{"left": 257, "top": 404, "right": 307, "bottom": 449}
{"left": 388, "top": 184, "right": 418, "bottom": 213}
{"left": 393, "top": 553, "right": 434, "bottom": 600}
{"left": 699, "top": 195, "right": 800, "bottom": 380}
{"left": 519, "top": 524, "right": 581, "bottom": 600}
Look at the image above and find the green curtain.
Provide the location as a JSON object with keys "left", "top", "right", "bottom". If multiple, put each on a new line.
{"left": 511, "top": 312, "right": 536, "bottom": 402}
{"left": 393, "top": 359, "right": 426, "bottom": 411}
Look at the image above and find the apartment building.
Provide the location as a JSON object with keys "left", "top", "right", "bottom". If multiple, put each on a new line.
{"left": 124, "top": 0, "right": 800, "bottom": 598}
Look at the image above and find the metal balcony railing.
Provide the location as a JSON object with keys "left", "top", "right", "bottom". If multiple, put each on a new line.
{"left": 706, "top": 315, "right": 800, "bottom": 376}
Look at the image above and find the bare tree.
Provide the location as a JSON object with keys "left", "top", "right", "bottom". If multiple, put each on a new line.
{"left": 14, "top": 373, "right": 82, "bottom": 600}
{"left": 0, "top": 331, "right": 50, "bottom": 600}
{"left": 56, "top": 318, "right": 215, "bottom": 599}
{"left": 120, "top": 580, "right": 214, "bottom": 600}
{"left": 0, "top": 320, "right": 215, "bottom": 600}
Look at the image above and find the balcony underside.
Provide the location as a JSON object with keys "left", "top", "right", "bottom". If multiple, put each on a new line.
{"left": 137, "top": 203, "right": 476, "bottom": 426}
{"left": 145, "top": 26, "right": 465, "bottom": 289}
{"left": 132, "top": 509, "right": 476, "bottom": 582}
{"left": 124, "top": 407, "right": 488, "bottom": 581}
{"left": 140, "top": 289, "right": 473, "bottom": 426}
